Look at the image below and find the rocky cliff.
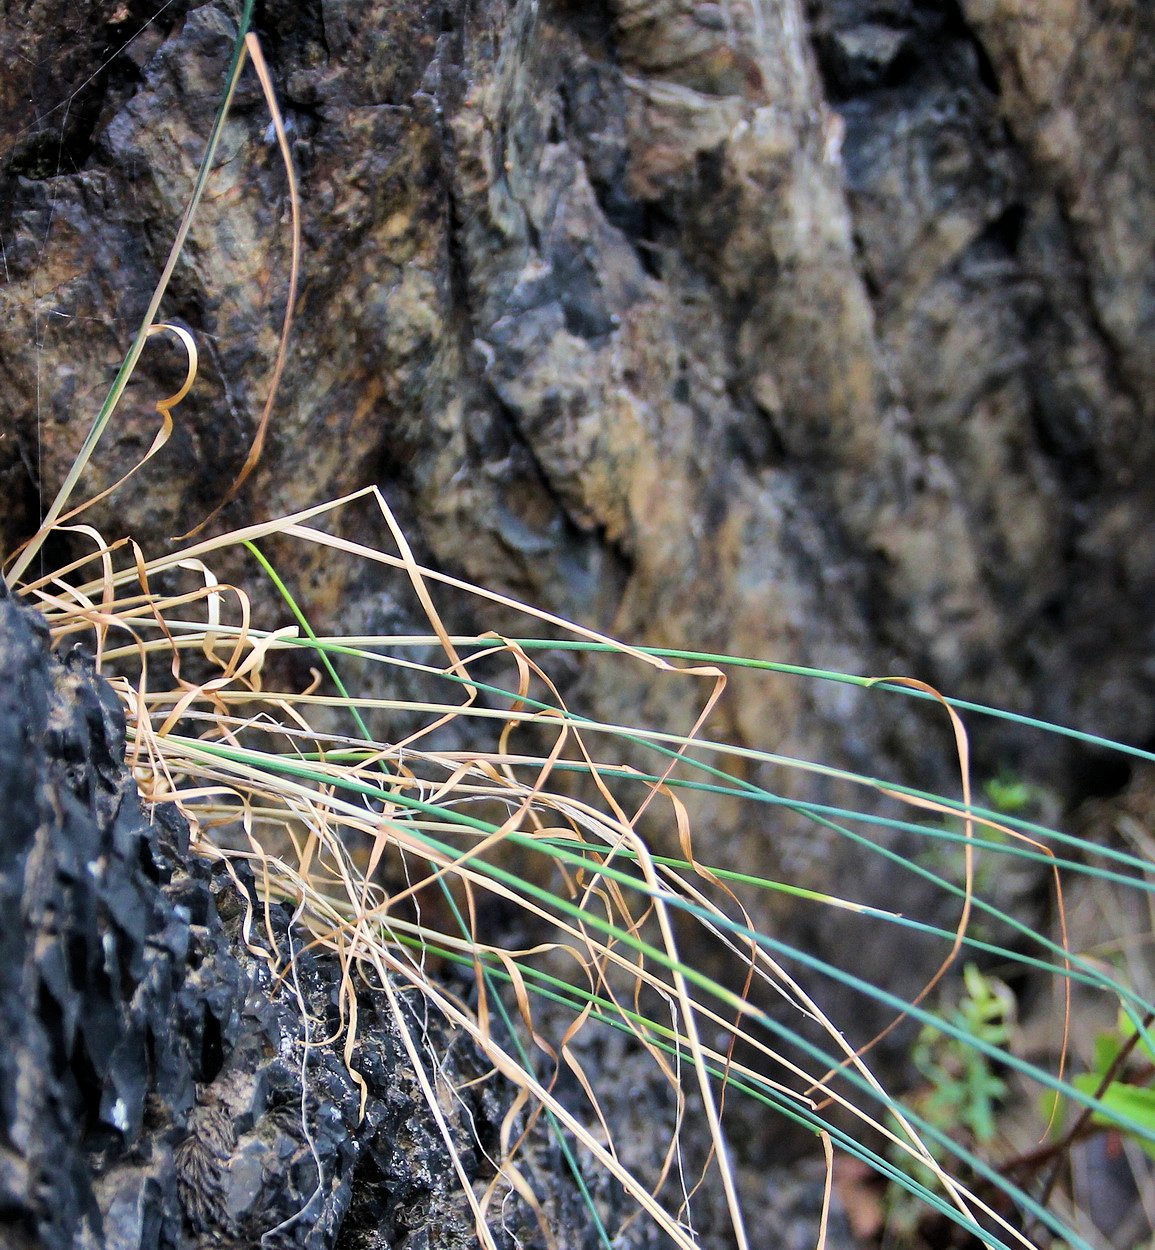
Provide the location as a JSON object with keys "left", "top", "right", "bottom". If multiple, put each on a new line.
{"left": 5, "top": 0, "right": 1153, "bottom": 775}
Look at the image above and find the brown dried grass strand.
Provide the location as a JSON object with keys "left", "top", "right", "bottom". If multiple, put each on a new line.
{"left": 178, "top": 35, "right": 300, "bottom": 537}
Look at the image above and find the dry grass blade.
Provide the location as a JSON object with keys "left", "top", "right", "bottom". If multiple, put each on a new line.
{"left": 179, "top": 33, "right": 300, "bottom": 537}
{"left": 15, "top": 493, "right": 1085, "bottom": 1250}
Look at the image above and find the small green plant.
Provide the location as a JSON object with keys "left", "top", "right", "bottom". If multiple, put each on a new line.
{"left": 1058, "top": 1008, "right": 1155, "bottom": 1161}
{"left": 882, "top": 964, "right": 1015, "bottom": 1240}
{"left": 911, "top": 963, "right": 1015, "bottom": 1154}
{"left": 983, "top": 774, "right": 1041, "bottom": 818}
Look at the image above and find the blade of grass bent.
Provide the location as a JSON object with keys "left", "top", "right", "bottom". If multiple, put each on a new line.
{"left": 241, "top": 544, "right": 616, "bottom": 1247}
{"left": 9, "top": 2, "right": 257, "bottom": 584}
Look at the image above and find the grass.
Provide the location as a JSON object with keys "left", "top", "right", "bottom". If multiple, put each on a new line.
{"left": 6, "top": 10, "right": 1155, "bottom": 1250}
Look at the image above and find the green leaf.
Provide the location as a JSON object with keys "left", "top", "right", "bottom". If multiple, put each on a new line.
{"left": 1072, "top": 1076, "right": 1155, "bottom": 1161}
{"left": 1092, "top": 1030, "right": 1124, "bottom": 1077}
{"left": 983, "top": 775, "right": 1035, "bottom": 815}
{"left": 1116, "top": 1008, "right": 1155, "bottom": 1066}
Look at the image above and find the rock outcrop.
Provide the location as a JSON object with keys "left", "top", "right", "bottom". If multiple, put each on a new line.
{"left": 4, "top": 0, "right": 1153, "bottom": 784}
{"left": 0, "top": 583, "right": 602, "bottom": 1250}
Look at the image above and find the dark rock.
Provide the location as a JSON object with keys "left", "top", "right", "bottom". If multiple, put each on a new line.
{"left": 0, "top": 586, "right": 603, "bottom": 1250}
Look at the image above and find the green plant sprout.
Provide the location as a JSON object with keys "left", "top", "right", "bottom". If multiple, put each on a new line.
{"left": 911, "top": 963, "right": 1015, "bottom": 1153}
{"left": 984, "top": 775, "right": 1043, "bottom": 819}
{"left": 1055, "top": 1008, "right": 1155, "bottom": 1163}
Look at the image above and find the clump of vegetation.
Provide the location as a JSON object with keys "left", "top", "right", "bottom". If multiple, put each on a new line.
{"left": 911, "top": 963, "right": 1016, "bottom": 1156}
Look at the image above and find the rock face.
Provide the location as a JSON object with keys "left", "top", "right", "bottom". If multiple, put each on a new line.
{"left": 3, "top": 0, "right": 1153, "bottom": 769}
{"left": 1, "top": 0, "right": 1153, "bottom": 1113}
{"left": 0, "top": 584, "right": 599, "bottom": 1250}
{"left": 4, "top": 0, "right": 1154, "bottom": 734}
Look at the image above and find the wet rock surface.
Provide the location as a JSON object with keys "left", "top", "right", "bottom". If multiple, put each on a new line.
{"left": 0, "top": 586, "right": 605, "bottom": 1250}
